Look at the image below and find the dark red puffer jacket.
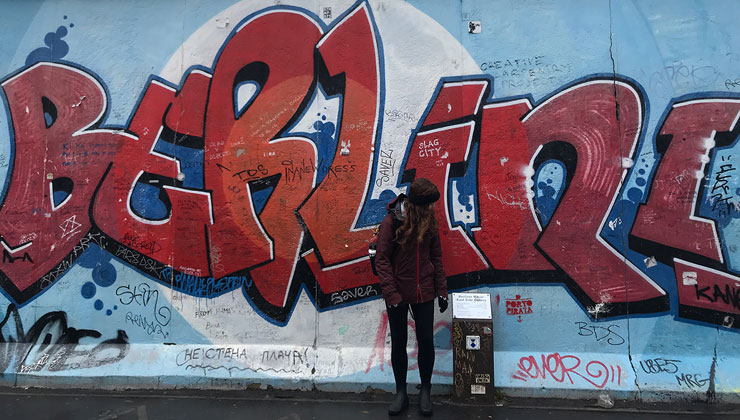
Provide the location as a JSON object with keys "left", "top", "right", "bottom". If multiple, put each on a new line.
{"left": 375, "top": 194, "right": 447, "bottom": 305}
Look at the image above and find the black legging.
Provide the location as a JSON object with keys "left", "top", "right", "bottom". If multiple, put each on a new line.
{"left": 386, "top": 300, "right": 435, "bottom": 390}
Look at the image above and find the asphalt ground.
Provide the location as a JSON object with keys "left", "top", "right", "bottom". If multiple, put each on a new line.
{"left": 1, "top": 388, "right": 739, "bottom": 420}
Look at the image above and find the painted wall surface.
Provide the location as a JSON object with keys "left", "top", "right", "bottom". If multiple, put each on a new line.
{"left": 1, "top": 0, "right": 740, "bottom": 401}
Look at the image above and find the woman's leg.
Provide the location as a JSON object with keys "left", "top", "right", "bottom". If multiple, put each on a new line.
{"left": 411, "top": 300, "right": 435, "bottom": 386}
{"left": 411, "top": 300, "right": 435, "bottom": 416}
{"left": 386, "top": 303, "right": 410, "bottom": 415}
{"left": 386, "top": 303, "right": 409, "bottom": 389}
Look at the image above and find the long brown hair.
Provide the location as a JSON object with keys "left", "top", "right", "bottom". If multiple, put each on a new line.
{"left": 395, "top": 180, "right": 439, "bottom": 249}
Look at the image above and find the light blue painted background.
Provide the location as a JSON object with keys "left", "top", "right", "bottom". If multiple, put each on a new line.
{"left": 0, "top": 0, "right": 739, "bottom": 397}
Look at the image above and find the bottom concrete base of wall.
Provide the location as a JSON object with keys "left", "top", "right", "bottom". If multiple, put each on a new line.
{"left": 2, "top": 376, "right": 739, "bottom": 405}
{"left": 2, "top": 343, "right": 739, "bottom": 404}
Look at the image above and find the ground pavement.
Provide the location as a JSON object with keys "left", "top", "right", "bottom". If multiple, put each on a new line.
{"left": 1, "top": 388, "right": 738, "bottom": 420}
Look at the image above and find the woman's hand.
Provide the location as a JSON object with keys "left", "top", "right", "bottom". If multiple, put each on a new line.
{"left": 438, "top": 296, "right": 448, "bottom": 313}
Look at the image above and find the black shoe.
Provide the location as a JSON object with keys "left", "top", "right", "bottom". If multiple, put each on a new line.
{"left": 388, "top": 389, "right": 409, "bottom": 416}
{"left": 419, "top": 384, "right": 432, "bottom": 416}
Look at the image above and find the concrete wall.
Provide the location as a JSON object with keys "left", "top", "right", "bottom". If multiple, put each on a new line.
{"left": 1, "top": 0, "right": 740, "bottom": 402}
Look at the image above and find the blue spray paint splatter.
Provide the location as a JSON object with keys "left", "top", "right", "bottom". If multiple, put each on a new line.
{"left": 78, "top": 245, "right": 118, "bottom": 315}
{"left": 311, "top": 115, "right": 338, "bottom": 185}
{"left": 449, "top": 143, "right": 479, "bottom": 235}
{"left": 81, "top": 282, "right": 96, "bottom": 299}
{"left": 130, "top": 183, "right": 168, "bottom": 221}
{"left": 533, "top": 160, "right": 565, "bottom": 227}
{"left": 25, "top": 26, "right": 70, "bottom": 66}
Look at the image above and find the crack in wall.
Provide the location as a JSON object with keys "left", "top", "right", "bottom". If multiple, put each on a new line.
{"left": 608, "top": 0, "right": 641, "bottom": 399}
{"left": 627, "top": 352, "right": 642, "bottom": 399}
{"left": 707, "top": 332, "right": 718, "bottom": 403}
{"left": 608, "top": 0, "right": 620, "bottom": 122}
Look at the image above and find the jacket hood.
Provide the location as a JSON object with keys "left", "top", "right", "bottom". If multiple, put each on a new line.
{"left": 386, "top": 193, "right": 407, "bottom": 221}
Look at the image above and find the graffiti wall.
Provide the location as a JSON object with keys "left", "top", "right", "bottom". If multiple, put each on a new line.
{"left": 1, "top": 0, "right": 740, "bottom": 401}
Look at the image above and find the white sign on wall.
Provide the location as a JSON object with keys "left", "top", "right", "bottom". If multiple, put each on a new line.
{"left": 452, "top": 292, "right": 492, "bottom": 320}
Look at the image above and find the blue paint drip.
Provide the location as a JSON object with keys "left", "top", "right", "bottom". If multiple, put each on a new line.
{"left": 433, "top": 326, "right": 452, "bottom": 350}
{"left": 311, "top": 119, "right": 337, "bottom": 186}
{"left": 251, "top": 186, "right": 274, "bottom": 215}
{"left": 448, "top": 143, "right": 480, "bottom": 235}
{"left": 533, "top": 160, "right": 565, "bottom": 227}
{"left": 52, "top": 190, "right": 69, "bottom": 208}
{"left": 81, "top": 282, "right": 96, "bottom": 299}
{"left": 603, "top": 170, "right": 648, "bottom": 248}
{"left": 76, "top": 245, "right": 111, "bottom": 269}
{"left": 25, "top": 26, "right": 70, "bottom": 66}
{"left": 627, "top": 187, "right": 644, "bottom": 203}
{"left": 130, "top": 183, "right": 168, "bottom": 221}
{"left": 355, "top": 190, "right": 398, "bottom": 228}
{"left": 282, "top": 83, "right": 341, "bottom": 186}
{"left": 152, "top": 141, "right": 204, "bottom": 189}
{"left": 92, "top": 261, "right": 117, "bottom": 287}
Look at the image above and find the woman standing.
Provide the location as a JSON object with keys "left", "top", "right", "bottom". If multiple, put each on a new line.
{"left": 375, "top": 178, "right": 448, "bottom": 417}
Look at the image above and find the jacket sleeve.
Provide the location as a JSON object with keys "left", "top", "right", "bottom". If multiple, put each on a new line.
{"left": 430, "top": 232, "right": 448, "bottom": 298}
{"left": 375, "top": 214, "right": 402, "bottom": 305}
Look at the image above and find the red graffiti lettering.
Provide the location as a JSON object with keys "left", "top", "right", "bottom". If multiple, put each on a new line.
{"left": 511, "top": 353, "right": 622, "bottom": 389}
{"left": 204, "top": 10, "right": 322, "bottom": 306}
{"left": 299, "top": 3, "right": 379, "bottom": 270}
{"left": 94, "top": 74, "right": 212, "bottom": 276}
{"left": 632, "top": 100, "right": 740, "bottom": 264}
{"left": 0, "top": 63, "right": 123, "bottom": 297}
{"left": 529, "top": 82, "right": 665, "bottom": 304}
{"left": 476, "top": 98, "right": 554, "bottom": 271}
{"left": 405, "top": 83, "right": 488, "bottom": 276}
{"left": 505, "top": 295, "right": 533, "bottom": 322}
{"left": 422, "top": 80, "right": 489, "bottom": 126}
{"left": 631, "top": 99, "right": 740, "bottom": 325}
{"left": 1, "top": 4, "right": 739, "bottom": 331}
